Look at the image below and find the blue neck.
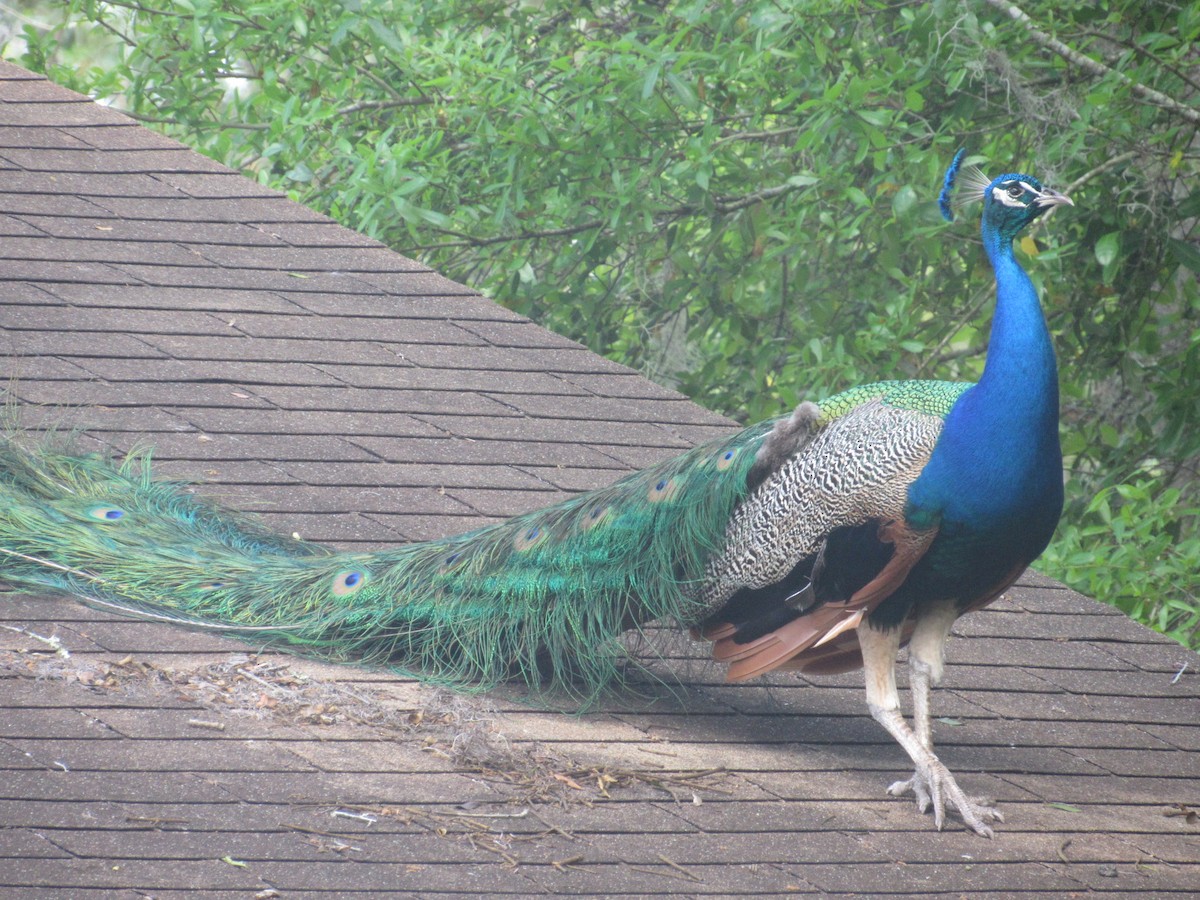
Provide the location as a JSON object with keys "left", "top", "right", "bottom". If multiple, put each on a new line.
{"left": 907, "top": 222, "right": 1062, "bottom": 535}
{"left": 975, "top": 227, "right": 1059, "bottom": 425}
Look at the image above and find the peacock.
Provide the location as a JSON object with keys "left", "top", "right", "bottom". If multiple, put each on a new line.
{"left": 0, "top": 151, "right": 1071, "bottom": 837}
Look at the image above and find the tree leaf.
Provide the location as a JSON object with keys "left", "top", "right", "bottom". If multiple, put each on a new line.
{"left": 641, "top": 64, "right": 661, "bottom": 100}
{"left": 1094, "top": 232, "right": 1120, "bottom": 267}
{"left": 1168, "top": 238, "right": 1200, "bottom": 274}
{"left": 892, "top": 185, "right": 918, "bottom": 217}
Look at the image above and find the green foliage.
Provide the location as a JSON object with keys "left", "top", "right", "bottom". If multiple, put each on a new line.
{"left": 1042, "top": 476, "right": 1200, "bottom": 649}
{"left": 6, "top": 0, "right": 1199, "bottom": 647}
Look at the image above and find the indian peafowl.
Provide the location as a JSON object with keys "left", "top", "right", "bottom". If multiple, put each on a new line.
{"left": 0, "top": 151, "right": 1071, "bottom": 837}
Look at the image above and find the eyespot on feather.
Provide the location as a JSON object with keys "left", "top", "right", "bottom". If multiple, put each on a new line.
{"left": 87, "top": 505, "right": 126, "bottom": 522}
{"left": 513, "top": 524, "right": 548, "bottom": 551}
{"left": 647, "top": 476, "right": 680, "bottom": 502}
{"left": 579, "top": 504, "right": 612, "bottom": 531}
{"left": 715, "top": 448, "right": 739, "bottom": 471}
{"left": 332, "top": 569, "right": 368, "bottom": 596}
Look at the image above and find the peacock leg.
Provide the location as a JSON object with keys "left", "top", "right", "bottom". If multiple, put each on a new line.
{"left": 890, "top": 598, "right": 1004, "bottom": 830}
{"left": 887, "top": 599, "right": 953, "bottom": 797}
{"left": 858, "top": 616, "right": 1000, "bottom": 837}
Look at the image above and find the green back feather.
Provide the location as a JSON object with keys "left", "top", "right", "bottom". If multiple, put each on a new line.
{"left": 817, "top": 379, "right": 971, "bottom": 422}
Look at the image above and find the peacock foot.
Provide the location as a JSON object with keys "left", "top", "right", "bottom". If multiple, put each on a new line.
{"left": 887, "top": 761, "right": 1003, "bottom": 838}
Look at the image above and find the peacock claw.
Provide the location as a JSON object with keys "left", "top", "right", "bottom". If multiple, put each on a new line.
{"left": 887, "top": 762, "right": 1003, "bottom": 838}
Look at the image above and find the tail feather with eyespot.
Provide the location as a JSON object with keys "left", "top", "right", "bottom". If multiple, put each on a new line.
{"left": 0, "top": 425, "right": 769, "bottom": 698}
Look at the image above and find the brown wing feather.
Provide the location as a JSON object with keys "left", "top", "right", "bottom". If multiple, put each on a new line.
{"left": 778, "top": 619, "right": 919, "bottom": 675}
{"left": 710, "top": 520, "right": 937, "bottom": 682}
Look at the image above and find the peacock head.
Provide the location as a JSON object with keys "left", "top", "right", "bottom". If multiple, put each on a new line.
{"left": 939, "top": 148, "right": 1072, "bottom": 241}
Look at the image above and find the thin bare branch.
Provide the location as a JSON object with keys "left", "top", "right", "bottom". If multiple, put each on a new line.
{"left": 1062, "top": 150, "right": 1139, "bottom": 195}
{"left": 120, "top": 110, "right": 270, "bottom": 131}
{"left": 337, "top": 97, "right": 438, "bottom": 115}
{"left": 417, "top": 180, "right": 806, "bottom": 252}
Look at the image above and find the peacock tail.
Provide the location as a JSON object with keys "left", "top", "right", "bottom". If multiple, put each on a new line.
{"left": 0, "top": 379, "right": 965, "bottom": 700}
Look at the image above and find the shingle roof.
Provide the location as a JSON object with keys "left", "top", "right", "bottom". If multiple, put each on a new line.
{"left": 2, "top": 61, "right": 1198, "bottom": 896}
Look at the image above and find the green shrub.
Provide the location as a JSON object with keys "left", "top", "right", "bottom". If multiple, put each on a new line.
{"left": 1045, "top": 480, "right": 1200, "bottom": 650}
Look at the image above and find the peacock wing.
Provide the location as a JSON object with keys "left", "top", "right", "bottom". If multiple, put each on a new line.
{"left": 695, "top": 381, "right": 970, "bottom": 681}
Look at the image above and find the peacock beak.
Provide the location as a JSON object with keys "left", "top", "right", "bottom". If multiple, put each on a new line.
{"left": 1035, "top": 188, "right": 1073, "bottom": 209}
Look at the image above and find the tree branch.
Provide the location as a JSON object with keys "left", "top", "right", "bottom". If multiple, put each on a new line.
{"left": 420, "top": 219, "right": 607, "bottom": 250}
{"left": 336, "top": 97, "right": 438, "bottom": 115}
{"left": 120, "top": 110, "right": 270, "bottom": 131}
{"left": 1079, "top": 29, "right": 1200, "bottom": 97}
{"left": 984, "top": 0, "right": 1200, "bottom": 125}
{"left": 417, "top": 181, "right": 808, "bottom": 251}
{"left": 122, "top": 97, "right": 439, "bottom": 132}
{"left": 713, "top": 126, "right": 801, "bottom": 147}
{"left": 713, "top": 181, "right": 804, "bottom": 214}
{"left": 1062, "top": 150, "right": 1139, "bottom": 195}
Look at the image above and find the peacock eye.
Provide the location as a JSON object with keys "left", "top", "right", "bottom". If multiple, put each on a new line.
{"left": 331, "top": 569, "right": 368, "bottom": 596}
{"left": 1006, "top": 184, "right": 1024, "bottom": 199}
